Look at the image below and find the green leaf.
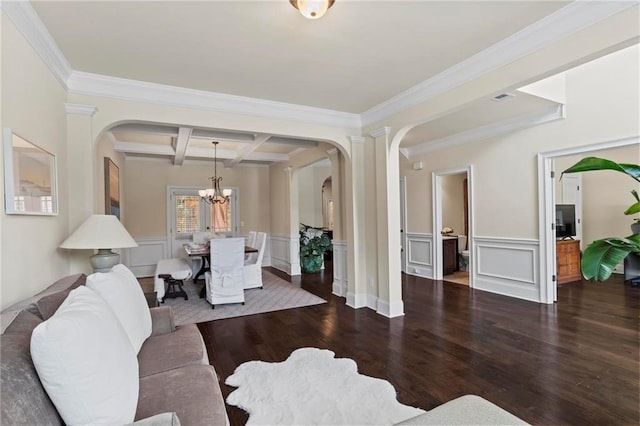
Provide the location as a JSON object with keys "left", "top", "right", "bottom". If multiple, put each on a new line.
{"left": 581, "top": 234, "right": 640, "bottom": 281}
{"left": 561, "top": 157, "right": 640, "bottom": 182}
{"left": 625, "top": 201, "right": 640, "bottom": 216}
{"left": 581, "top": 240, "right": 631, "bottom": 281}
{"left": 632, "top": 189, "right": 639, "bottom": 203}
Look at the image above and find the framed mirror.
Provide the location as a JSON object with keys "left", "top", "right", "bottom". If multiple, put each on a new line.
{"left": 3, "top": 129, "right": 58, "bottom": 215}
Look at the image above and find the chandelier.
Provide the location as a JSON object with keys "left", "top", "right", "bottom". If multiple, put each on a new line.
{"left": 289, "top": 0, "right": 335, "bottom": 20}
{"left": 199, "top": 141, "right": 231, "bottom": 205}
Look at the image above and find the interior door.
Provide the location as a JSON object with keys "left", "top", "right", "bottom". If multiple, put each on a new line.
{"left": 561, "top": 174, "right": 583, "bottom": 247}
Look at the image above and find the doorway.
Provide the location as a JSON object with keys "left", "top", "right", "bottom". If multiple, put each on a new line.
{"left": 433, "top": 166, "right": 473, "bottom": 286}
{"left": 538, "top": 136, "right": 638, "bottom": 303}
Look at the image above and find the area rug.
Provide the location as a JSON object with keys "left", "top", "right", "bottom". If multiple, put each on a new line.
{"left": 162, "top": 270, "right": 325, "bottom": 326}
{"left": 225, "top": 347, "right": 424, "bottom": 425}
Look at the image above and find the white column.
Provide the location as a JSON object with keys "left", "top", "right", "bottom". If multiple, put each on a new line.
{"left": 327, "top": 147, "right": 347, "bottom": 297}
{"left": 345, "top": 136, "right": 368, "bottom": 308}
{"left": 370, "top": 127, "right": 404, "bottom": 318}
{"left": 284, "top": 166, "right": 301, "bottom": 276}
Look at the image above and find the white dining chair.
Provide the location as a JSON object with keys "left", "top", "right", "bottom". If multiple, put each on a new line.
{"left": 243, "top": 232, "right": 267, "bottom": 290}
{"left": 205, "top": 238, "right": 245, "bottom": 309}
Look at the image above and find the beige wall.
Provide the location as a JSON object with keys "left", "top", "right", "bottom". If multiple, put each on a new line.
{"left": 442, "top": 173, "right": 466, "bottom": 236}
{"left": 269, "top": 144, "right": 334, "bottom": 237}
{"left": 298, "top": 165, "right": 330, "bottom": 228}
{"left": 123, "top": 158, "right": 270, "bottom": 239}
{"left": 403, "top": 45, "right": 639, "bottom": 241}
{"left": 1, "top": 13, "right": 70, "bottom": 309}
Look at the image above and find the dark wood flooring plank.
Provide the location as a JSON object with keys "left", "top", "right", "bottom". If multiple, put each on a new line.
{"left": 193, "top": 264, "right": 639, "bottom": 426}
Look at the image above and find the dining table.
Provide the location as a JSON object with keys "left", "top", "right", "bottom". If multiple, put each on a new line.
{"left": 183, "top": 243, "right": 259, "bottom": 298}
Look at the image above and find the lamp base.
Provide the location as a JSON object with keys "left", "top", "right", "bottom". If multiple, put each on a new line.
{"left": 90, "top": 249, "right": 120, "bottom": 272}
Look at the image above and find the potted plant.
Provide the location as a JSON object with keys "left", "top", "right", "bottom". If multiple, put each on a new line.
{"left": 561, "top": 156, "right": 640, "bottom": 281}
{"left": 299, "top": 223, "right": 331, "bottom": 273}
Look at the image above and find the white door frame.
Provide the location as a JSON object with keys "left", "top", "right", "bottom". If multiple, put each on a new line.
{"left": 537, "top": 135, "right": 639, "bottom": 304}
{"left": 400, "top": 176, "right": 408, "bottom": 273}
{"left": 432, "top": 165, "right": 473, "bottom": 285}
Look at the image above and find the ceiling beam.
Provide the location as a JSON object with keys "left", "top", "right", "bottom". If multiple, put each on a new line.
{"left": 225, "top": 134, "right": 271, "bottom": 168}
{"left": 113, "top": 140, "right": 289, "bottom": 162}
{"left": 173, "top": 127, "right": 192, "bottom": 165}
{"left": 190, "top": 128, "right": 256, "bottom": 143}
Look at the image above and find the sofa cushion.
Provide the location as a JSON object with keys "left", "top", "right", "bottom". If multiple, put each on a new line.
{"left": 1, "top": 273, "right": 86, "bottom": 332}
{"left": 36, "top": 273, "right": 86, "bottom": 320}
{"left": 86, "top": 264, "right": 152, "bottom": 353}
{"left": 30, "top": 286, "right": 139, "bottom": 425}
{"left": 2, "top": 310, "right": 42, "bottom": 336}
{"left": 138, "top": 324, "right": 208, "bottom": 377}
{"left": 1, "top": 332, "right": 63, "bottom": 425}
{"left": 137, "top": 364, "right": 227, "bottom": 426}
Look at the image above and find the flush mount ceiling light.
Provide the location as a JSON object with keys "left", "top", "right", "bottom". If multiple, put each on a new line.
{"left": 290, "top": 0, "right": 335, "bottom": 19}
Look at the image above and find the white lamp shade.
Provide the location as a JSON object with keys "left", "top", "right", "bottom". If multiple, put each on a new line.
{"left": 60, "top": 214, "right": 138, "bottom": 249}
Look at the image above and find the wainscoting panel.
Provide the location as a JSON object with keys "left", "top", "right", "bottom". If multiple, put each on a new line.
{"left": 122, "top": 239, "right": 167, "bottom": 278}
{"left": 406, "top": 233, "right": 434, "bottom": 279}
{"left": 270, "top": 234, "right": 301, "bottom": 276}
{"left": 332, "top": 240, "right": 348, "bottom": 297}
{"left": 473, "top": 236, "right": 540, "bottom": 302}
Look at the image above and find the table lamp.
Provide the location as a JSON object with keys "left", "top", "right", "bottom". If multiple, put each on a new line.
{"left": 60, "top": 214, "right": 138, "bottom": 272}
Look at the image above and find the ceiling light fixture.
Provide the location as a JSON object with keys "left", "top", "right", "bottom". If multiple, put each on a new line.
{"left": 290, "top": 0, "right": 335, "bottom": 19}
{"left": 199, "top": 141, "right": 231, "bottom": 205}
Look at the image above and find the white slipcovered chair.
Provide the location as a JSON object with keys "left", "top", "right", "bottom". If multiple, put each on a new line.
{"left": 247, "top": 231, "right": 257, "bottom": 248}
{"left": 205, "top": 238, "right": 245, "bottom": 309}
{"left": 243, "top": 232, "right": 267, "bottom": 290}
{"left": 192, "top": 231, "right": 213, "bottom": 245}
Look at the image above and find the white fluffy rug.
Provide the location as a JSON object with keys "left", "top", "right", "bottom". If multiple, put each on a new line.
{"left": 225, "top": 348, "right": 425, "bottom": 425}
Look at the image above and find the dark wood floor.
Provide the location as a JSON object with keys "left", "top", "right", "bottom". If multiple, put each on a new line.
{"left": 197, "top": 263, "right": 639, "bottom": 425}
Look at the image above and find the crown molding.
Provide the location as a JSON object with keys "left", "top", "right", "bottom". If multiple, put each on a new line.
{"left": 1, "top": 0, "right": 72, "bottom": 89}
{"left": 64, "top": 103, "right": 98, "bottom": 116}
{"left": 5, "top": 0, "right": 633, "bottom": 132}
{"left": 360, "top": 0, "right": 637, "bottom": 127}
{"left": 67, "top": 71, "right": 361, "bottom": 129}
{"left": 403, "top": 105, "right": 565, "bottom": 158}
{"left": 369, "top": 127, "right": 391, "bottom": 139}
{"left": 349, "top": 136, "right": 366, "bottom": 144}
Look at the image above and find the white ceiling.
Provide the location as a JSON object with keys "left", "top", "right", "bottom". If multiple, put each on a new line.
{"left": 26, "top": 0, "right": 573, "bottom": 164}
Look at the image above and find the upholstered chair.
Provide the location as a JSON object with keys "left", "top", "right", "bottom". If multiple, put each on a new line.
{"left": 243, "top": 232, "right": 267, "bottom": 290}
{"left": 205, "top": 238, "right": 245, "bottom": 309}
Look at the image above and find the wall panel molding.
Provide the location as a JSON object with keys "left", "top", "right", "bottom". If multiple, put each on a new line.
{"left": 122, "top": 238, "right": 167, "bottom": 278}
{"left": 473, "top": 236, "right": 540, "bottom": 302}
{"left": 332, "top": 240, "right": 348, "bottom": 297}
{"left": 270, "top": 233, "right": 300, "bottom": 276}
{"left": 405, "top": 233, "right": 434, "bottom": 279}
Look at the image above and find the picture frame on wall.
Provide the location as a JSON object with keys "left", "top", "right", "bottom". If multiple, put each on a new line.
{"left": 2, "top": 129, "right": 58, "bottom": 215}
{"left": 104, "top": 157, "right": 120, "bottom": 219}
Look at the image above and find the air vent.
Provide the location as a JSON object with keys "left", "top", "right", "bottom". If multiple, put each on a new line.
{"left": 491, "top": 92, "right": 515, "bottom": 102}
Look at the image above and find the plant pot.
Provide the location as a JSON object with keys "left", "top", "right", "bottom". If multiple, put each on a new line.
{"left": 631, "top": 222, "right": 640, "bottom": 235}
{"left": 301, "top": 255, "right": 323, "bottom": 273}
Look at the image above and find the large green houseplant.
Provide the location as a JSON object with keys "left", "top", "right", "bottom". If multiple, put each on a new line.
{"left": 299, "top": 223, "right": 331, "bottom": 273}
{"left": 561, "top": 157, "right": 640, "bottom": 281}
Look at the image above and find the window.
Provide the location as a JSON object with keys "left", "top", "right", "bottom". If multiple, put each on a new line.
{"left": 175, "top": 195, "right": 201, "bottom": 236}
{"left": 210, "top": 189, "right": 235, "bottom": 235}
